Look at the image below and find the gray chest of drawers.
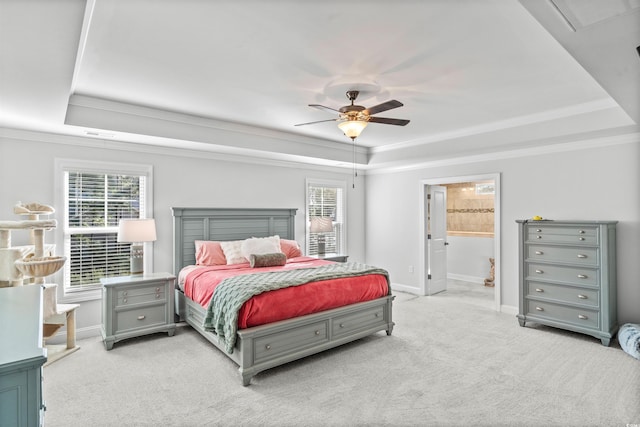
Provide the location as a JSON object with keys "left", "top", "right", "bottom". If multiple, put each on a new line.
{"left": 516, "top": 220, "right": 617, "bottom": 346}
{"left": 100, "top": 273, "right": 176, "bottom": 350}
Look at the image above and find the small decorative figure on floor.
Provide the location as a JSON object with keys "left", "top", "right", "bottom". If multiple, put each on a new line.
{"left": 484, "top": 257, "right": 495, "bottom": 287}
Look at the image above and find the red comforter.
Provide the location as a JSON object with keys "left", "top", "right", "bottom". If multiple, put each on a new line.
{"left": 182, "top": 257, "right": 389, "bottom": 329}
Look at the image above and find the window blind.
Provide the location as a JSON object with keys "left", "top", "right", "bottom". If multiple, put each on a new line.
{"left": 307, "top": 181, "right": 345, "bottom": 255}
{"left": 64, "top": 171, "right": 147, "bottom": 290}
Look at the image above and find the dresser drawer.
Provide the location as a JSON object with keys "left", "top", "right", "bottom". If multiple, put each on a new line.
{"left": 254, "top": 320, "right": 329, "bottom": 363}
{"left": 115, "top": 304, "right": 168, "bottom": 333}
{"left": 332, "top": 303, "right": 386, "bottom": 339}
{"left": 526, "top": 281, "right": 599, "bottom": 308}
{"left": 116, "top": 285, "right": 166, "bottom": 307}
{"left": 526, "top": 300, "right": 599, "bottom": 330}
{"left": 526, "top": 225, "right": 598, "bottom": 245}
{"left": 526, "top": 245, "right": 599, "bottom": 266}
{"left": 526, "top": 263, "right": 597, "bottom": 286}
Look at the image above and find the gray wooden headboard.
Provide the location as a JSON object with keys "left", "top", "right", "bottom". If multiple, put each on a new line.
{"left": 171, "top": 207, "right": 297, "bottom": 274}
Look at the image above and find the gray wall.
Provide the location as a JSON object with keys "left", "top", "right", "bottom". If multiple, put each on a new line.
{"left": 0, "top": 134, "right": 365, "bottom": 340}
{"left": 365, "top": 139, "right": 640, "bottom": 323}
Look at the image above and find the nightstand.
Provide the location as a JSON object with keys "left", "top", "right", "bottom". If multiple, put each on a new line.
{"left": 100, "top": 272, "right": 176, "bottom": 350}
{"left": 313, "top": 253, "right": 349, "bottom": 263}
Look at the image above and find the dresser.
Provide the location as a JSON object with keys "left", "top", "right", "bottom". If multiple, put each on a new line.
{"left": 0, "top": 285, "right": 47, "bottom": 426}
{"left": 516, "top": 220, "right": 617, "bottom": 346}
{"left": 100, "top": 273, "right": 176, "bottom": 350}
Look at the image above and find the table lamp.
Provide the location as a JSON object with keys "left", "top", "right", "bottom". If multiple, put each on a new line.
{"left": 117, "top": 218, "right": 156, "bottom": 275}
{"left": 310, "top": 217, "right": 333, "bottom": 255}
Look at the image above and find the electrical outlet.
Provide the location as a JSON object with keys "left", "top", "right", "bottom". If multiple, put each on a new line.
{"left": 408, "top": 265, "right": 414, "bottom": 273}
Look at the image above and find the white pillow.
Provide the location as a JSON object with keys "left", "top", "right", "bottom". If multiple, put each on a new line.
{"left": 241, "top": 235, "right": 282, "bottom": 260}
{"left": 220, "top": 240, "right": 247, "bottom": 265}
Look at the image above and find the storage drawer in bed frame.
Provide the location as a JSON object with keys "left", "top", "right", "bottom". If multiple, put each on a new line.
{"left": 175, "top": 288, "right": 394, "bottom": 385}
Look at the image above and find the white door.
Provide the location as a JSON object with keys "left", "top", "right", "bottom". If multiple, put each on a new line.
{"left": 426, "top": 185, "right": 448, "bottom": 295}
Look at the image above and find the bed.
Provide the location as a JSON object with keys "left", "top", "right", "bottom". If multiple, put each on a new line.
{"left": 172, "top": 207, "right": 394, "bottom": 386}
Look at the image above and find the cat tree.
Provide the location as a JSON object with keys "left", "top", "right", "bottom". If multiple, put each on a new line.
{"left": 0, "top": 202, "right": 79, "bottom": 364}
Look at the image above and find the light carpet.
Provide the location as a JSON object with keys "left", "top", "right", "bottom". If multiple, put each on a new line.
{"left": 43, "top": 289, "right": 640, "bottom": 426}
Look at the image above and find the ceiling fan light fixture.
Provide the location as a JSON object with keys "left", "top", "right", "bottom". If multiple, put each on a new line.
{"left": 338, "top": 120, "right": 368, "bottom": 140}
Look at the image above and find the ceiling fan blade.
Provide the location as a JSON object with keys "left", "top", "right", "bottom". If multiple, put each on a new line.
{"left": 294, "top": 118, "right": 338, "bottom": 126}
{"left": 368, "top": 116, "right": 410, "bottom": 126}
{"left": 365, "top": 100, "right": 403, "bottom": 115}
{"left": 309, "top": 104, "right": 340, "bottom": 113}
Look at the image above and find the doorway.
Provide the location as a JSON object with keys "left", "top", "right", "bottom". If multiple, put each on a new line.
{"left": 419, "top": 173, "right": 501, "bottom": 311}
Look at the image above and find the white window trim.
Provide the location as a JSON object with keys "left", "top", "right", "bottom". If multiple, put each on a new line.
{"left": 305, "top": 178, "right": 347, "bottom": 256}
{"left": 54, "top": 158, "right": 153, "bottom": 303}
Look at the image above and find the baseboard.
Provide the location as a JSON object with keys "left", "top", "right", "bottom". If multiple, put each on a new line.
{"left": 447, "top": 273, "right": 485, "bottom": 284}
{"left": 500, "top": 305, "right": 518, "bottom": 316}
{"left": 390, "top": 282, "right": 422, "bottom": 295}
{"left": 45, "top": 324, "right": 102, "bottom": 345}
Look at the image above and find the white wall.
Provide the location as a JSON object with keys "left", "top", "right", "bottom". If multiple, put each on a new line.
{"left": 365, "top": 139, "right": 640, "bottom": 324}
{"left": 447, "top": 236, "right": 494, "bottom": 283}
{"left": 0, "top": 133, "right": 366, "bottom": 339}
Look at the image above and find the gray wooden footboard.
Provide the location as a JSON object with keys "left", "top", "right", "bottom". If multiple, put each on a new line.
{"left": 172, "top": 207, "right": 394, "bottom": 386}
{"left": 176, "top": 288, "right": 394, "bottom": 385}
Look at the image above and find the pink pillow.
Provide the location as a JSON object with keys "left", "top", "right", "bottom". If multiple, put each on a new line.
{"left": 194, "top": 240, "right": 227, "bottom": 266}
{"left": 280, "top": 239, "right": 302, "bottom": 258}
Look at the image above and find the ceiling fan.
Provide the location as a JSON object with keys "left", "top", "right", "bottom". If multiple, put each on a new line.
{"left": 295, "top": 90, "right": 410, "bottom": 140}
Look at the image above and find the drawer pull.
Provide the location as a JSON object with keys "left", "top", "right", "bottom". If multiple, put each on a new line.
{"left": 535, "top": 269, "right": 544, "bottom": 274}
{"left": 577, "top": 254, "right": 587, "bottom": 259}
{"left": 265, "top": 344, "right": 271, "bottom": 350}
{"left": 123, "top": 291, "right": 128, "bottom": 296}
{"left": 535, "top": 251, "right": 544, "bottom": 255}
{"left": 578, "top": 230, "right": 585, "bottom": 234}
{"left": 536, "top": 236, "right": 542, "bottom": 239}
{"left": 577, "top": 274, "right": 588, "bottom": 279}
{"left": 156, "top": 287, "right": 160, "bottom": 292}
{"left": 123, "top": 298, "right": 127, "bottom": 303}
{"left": 137, "top": 315, "right": 146, "bottom": 320}
{"left": 315, "top": 330, "right": 320, "bottom": 335}
{"left": 535, "top": 306, "right": 544, "bottom": 311}
{"left": 339, "top": 323, "right": 345, "bottom": 328}
{"left": 578, "top": 315, "right": 588, "bottom": 320}
{"left": 535, "top": 288, "right": 544, "bottom": 293}
{"left": 577, "top": 294, "right": 588, "bottom": 299}
{"left": 375, "top": 313, "right": 380, "bottom": 318}
{"left": 156, "top": 294, "right": 160, "bottom": 299}
{"left": 536, "top": 229, "right": 542, "bottom": 232}
{"left": 579, "top": 237, "right": 585, "bottom": 241}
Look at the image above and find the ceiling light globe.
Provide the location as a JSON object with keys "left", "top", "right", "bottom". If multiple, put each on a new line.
{"left": 338, "top": 120, "right": 368, "bottom": 140}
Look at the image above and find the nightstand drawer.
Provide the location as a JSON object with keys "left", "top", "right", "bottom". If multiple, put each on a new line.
{"left": 526, "top": 300, "right": 599, "bottom": 330}
{"left": 526, "top": 263, "right": 597, "bottom": 287}
{"left": 101, "top": 273, "right": 176, "bottom": 350}
{"left": 527, "top": 245, "right": 598, "bottom": 267}
{"left": 526, "top": 282, "right": 599, "bottom": 308}
{"left": 115, "top": 304, "right": 167, "bottom": 333}
{"left": 117, "top": 286, "right": 166, "bottom": 306}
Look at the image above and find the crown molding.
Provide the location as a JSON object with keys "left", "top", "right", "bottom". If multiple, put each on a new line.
{"left": 366, "top": 130, "right": 639, "bottom": 174}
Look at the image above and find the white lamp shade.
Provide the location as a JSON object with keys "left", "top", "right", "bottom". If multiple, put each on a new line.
{"left": 310, "top": 217, "right": 333, "bottom": 233}
{"left": 338, "top": 120, "right": 368, "bottom": 139}
{"left": 117, "top": 218, "right": 157, "bottom": 243}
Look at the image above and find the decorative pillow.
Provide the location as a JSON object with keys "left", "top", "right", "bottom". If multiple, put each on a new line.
{"left": 249, "top": 252, "right": 287, "bottom": 268}
{"left": 194, "top": 240, "right": 227, "bottom": 266}
{"left": 240, "top": 235, "right": 281, "bottom": 260}
{"left": 618, "top": 323, "right": 640, "bottom": 360}
{"left": 220, "top": 240, "right": 248, "bottom": 265}
{"left": 280, "top": 239, "right": 302, "bottom": 258}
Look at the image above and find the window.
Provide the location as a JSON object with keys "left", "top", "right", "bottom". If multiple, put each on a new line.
{"left": 306, "top": 179, "right": 346, "bottom": 255}
{"left": 57, "top": 159, "right": 152, "bottom": 295}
